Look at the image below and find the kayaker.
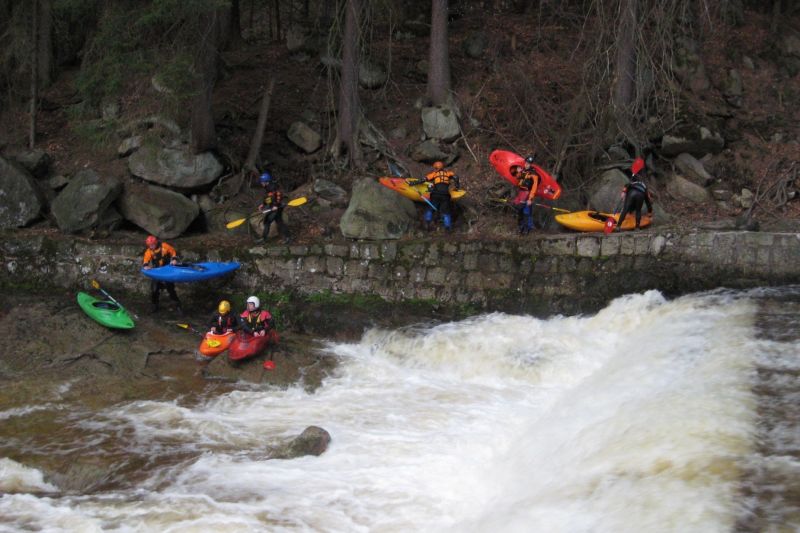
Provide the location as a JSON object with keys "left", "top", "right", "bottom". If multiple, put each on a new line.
{"left": 239, "top": 295, "right": 275, "bottom": 337}
{"left": 209, "top": 300, "right": 237, "bottom": 334}
{"left": 258, "top": 171, "right": 291, "bottom": 244}
{"left": 616, "top": 157, "right": 653, "bottom": 231}
{"left": 410, "top": 161, "right": 460, "bottom": 232}
{"left": 510, "top": 155, "right": 540, "bottom": 235}
{"left": 142, "top": 235, "right": 182, "bottom": 313}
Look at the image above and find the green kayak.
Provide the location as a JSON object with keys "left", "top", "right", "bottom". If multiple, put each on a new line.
{"left": 77, "top": 292, "right": 135, "bottom": 330}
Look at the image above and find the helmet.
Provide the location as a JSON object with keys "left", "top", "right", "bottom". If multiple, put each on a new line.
{"left": 145, "top": 235, "right": 158, "bottom": 247}
{"left": 525, "top": 156, "right": 535, "bottom": 164}
{"left": 246, "top": 295, "right": 260, "bottom": 308}
{"left": 218, "top": 300, "right": 231, "bottom": 315}
{"left": 432, "top": 161, "right": 444, "bottom": 170}
{"left": 631, "top": 157, "right": 645, "bottom": 176}
{"left": 259, "top": 172, "right": 273, "bottom": 184}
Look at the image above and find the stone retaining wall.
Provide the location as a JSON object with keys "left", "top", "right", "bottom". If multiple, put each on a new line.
{"left": 2, "top": 230, "right": 799, "bottom": 315}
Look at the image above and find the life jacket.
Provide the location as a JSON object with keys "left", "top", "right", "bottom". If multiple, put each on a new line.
{"left": 516, "top": 168, "right": 540, "bottom": 201}
{"left": 143, "top": 242, "right": 177, "bottom": 267}
{"left": 212, "top": 313, "right": 236, "bottom": 332}
{"left": 240, "top": 309, "right": 272, "bottom": 331}
{"left": 425, "top": 169, "right": 455, "bottom": 192}
{"left": 262, "top": 190, "right": 284, "bottom": 210}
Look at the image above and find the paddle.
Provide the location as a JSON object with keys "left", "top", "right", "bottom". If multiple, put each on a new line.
{"left": 490, "top": 198, "right": 571, "bottom": 213}
{"left": 225, "top": 197, "right": 308, "bottom": 230}
{"left": 177, "top": 323, "right": 224, "bottom": 346}
{"left": 91, "top": 279, "right": 138, "bottom": 319}
{"left": 404, "top": 178, "right": 437, "bottom": 211}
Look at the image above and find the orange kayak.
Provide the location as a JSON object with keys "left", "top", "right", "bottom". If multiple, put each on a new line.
{"left": 555, "top": 211, "right": 653, "bottom": 232}
{"left": 228, "top": 330, "right": 279, "bottom": 362}
{"left": 197, "top": 331, "right": 235, "bottom": 359}
{"left": 378, "top": 177, "right": 466, "bottom": 203}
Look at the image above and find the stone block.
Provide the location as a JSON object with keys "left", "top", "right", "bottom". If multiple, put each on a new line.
{"left": 576, "top": 237, "right": 600, "bottom": 258}
{"left": 600, "top": 236, "right": 621, "bottom": 256}
{"left": 344, "top": 260, "right": 368, "bottom": 277}
{"left": 324, "top": 244, "right": 349, "bottom": 257}
{"left": 463, "top": 253, "right": 479, "bottom": 270}
{"left": 409, "top": 266, "right": 426, "bottom": 283}
{"left": 380, "top": 242, "right": 397, "bottom": 261}
{"left": 478, "top": 254, "right": 499, "bottom": 272}
{"left": 393, "top": 266, "right": 408, "bottom": 280}
{"left": 541, "top": 237, "right": 575, "bottom": 256}
{"left": 400, "top": 243, "right": 426, "bottom": 261}
{"left": 442, "top": 243, "right": 458, "bottom": 254}
{"left": 423, "top": 244, "right": 440, "bottom": 266}
{"left": 634, "top": 236, "right": 651, "bottom": 255}
{"left": 497, "top": 254, "right": 515, "bottom": 271}
{"left": 326, "top": 256, "right": 344, "bottom": 276}
{"left": 360, "top": 243, "right": 380, "bottom": 260}
{"left": 302, "top": 255, "right": 325, "bottom": 274}
{"left": 426, "top": 267, "right": 448, "bottom": 285}
{"left": 466, "top": 272, "right": 484, "bottom": 290}
{"left": 368, "top": 263, "right": 389, "bottom": 279}
{"left": 289, "top": 245, "right": 309, "bottom": 255}
{"left": 619, "top": 236, "right": 636, "bottom": 255}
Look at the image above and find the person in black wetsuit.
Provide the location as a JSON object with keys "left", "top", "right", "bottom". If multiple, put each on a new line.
{"left": 616, "top": 158, "right": 653, "bottom": 231}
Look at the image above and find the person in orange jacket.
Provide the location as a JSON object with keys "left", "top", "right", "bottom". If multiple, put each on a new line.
{"left": 142, "top": 235, "right": 181, "bottom": 313}
{"left": 410, "top": 161, "right": 460, "bottom": 231}
{"left": 510, "top": 155, "right": 541, "bottom": 235}
{"left": 239, "top": 295, "right": 275, "bottom": 337}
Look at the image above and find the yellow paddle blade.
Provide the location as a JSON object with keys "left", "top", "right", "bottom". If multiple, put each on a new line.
{"left": 91, "top": 279, "right": 100, "bottom": 289}
{"left": 287, "top": 196, "right": 307, "bottom": 207}
{"left": 206, "top": 339, "right": 221, "bottom": 348}
{"left": 226, "top": 217, "right": 248, "bottom": 229}
{"left": 176, "top": 323, "right": 190, "bottom": 329}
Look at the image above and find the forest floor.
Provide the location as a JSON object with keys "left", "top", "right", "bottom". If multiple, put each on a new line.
{"left": 1, "top": 5, "right": 799, "bottom": 241}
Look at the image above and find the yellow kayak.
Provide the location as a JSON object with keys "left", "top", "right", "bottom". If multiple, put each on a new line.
{"left": 555, "top": 211, "right": 653, "bottom": 232}
{"left": 379, "top": 177, "right": 466, "bottom": 203}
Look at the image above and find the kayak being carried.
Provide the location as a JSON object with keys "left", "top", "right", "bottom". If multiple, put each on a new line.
{"left": 141, "top": 262, "right": 241, "bottom": 283}
{"left": 489, "top": 150, "right": 562, "bottom": 200}
{"left": 378, "top": 177, "right": 466, "bottom": 203}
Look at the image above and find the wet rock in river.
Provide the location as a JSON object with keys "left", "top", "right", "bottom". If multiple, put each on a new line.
{"left": 268, "top": 426, "right": 332, "bottom": 459}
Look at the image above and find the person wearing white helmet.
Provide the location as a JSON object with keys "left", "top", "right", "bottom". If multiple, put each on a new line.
{"left": 239, "top": 295, "right": 275, "bottom": 337}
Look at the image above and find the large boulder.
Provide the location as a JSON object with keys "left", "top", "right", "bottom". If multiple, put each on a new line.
{"left": 269, "top": 426, "right": 331, "bottom": 459}
{"left": 127, "top": 145, "right": 223, "bottom": 188}
{"left": 117, "top": 183, "right": 199, "bottom": 238}
{"left": 0, "top": 156, "right": 43, "bottom": 229}
{"left": 410, "top": 139, "right": 459, "bottom": 165}
{"left": 313, "top": 178, "right": 348, "bottom": 207}
{"left": 287, "top": 121, "right": 322, "bottom": 153}
{"left": 666, "top": 174, "right": 712, "bottom": 204}
{"left": 588, "top": 168, "right": 629, "bottom": 212}
{"left": 674, "top": 153, "right": 714, "bottom": 187}
{"left": 50, "top": 169, "right": 122, "bottom": 233}
{"left": 673, "top": 36, "right": 710, "bottom": 93}
{"left": 10, "top": 149, "right": 51, "bottom": 179}
{"left": 421, "top": 105, "right": 460, "bottom": 142}
{"left": 340, "top": 178, "right": 417, "bottom": 240}
{"left": 661, "top": 127, "right": 724, "bottom": 157}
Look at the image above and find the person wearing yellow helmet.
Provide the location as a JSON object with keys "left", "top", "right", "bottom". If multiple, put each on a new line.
{"left": 208, "top": 299, "right": 237, "bottom": 334}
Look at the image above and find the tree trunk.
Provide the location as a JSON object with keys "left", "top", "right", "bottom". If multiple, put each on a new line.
{"left": 273, "top": 0, "right": 281, "bottom": 42}
{"left": 190, "top": 9, "right": 221, "bottom": 154}
{"left": 612, "top": 0, "right": 637, "bottom": 131}
{"left": 228, "top": 0, "right": 244, "bottom": 48}
{"left": 37, "top": 0, "right": 52, "bottom": 88}
{"left": 29, "top": 0, "right": 38, "bottom": 149}
{"left": 426, "top": 0, "right": 451, "bottom": 106}
{"left": 333, "top": 0, "right": 362, "bottom": 168}
{"left": 245, "top": 78, "right": 276, "bottom": 172}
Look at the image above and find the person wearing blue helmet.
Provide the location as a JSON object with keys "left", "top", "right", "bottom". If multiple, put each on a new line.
{"left": 258, "top": 170, "right": 291, "bottom": 244}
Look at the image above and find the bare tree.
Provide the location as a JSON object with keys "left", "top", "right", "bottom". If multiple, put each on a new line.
{"left": 612, "top": 0, "right": 637, "bottom": 134}
{"left": 427, "top": 0, "right": 451, "bottom": 106}
{"left": 332, "top": 0, "right": 363, "bottom": 168}
{"left": 190, "top": 8, "right": 221, "bottom": 154}
{"left": 227, "top": 0, "right": 244, "bottom": 49}
{"left": 29, "top": 0, "right": 38, "bottom": 149}
{"left": 37, "top": 0, "right": 52, "bottom": 88}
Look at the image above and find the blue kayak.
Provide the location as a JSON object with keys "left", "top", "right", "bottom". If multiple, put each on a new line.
{"left": 141, "top": 262, "right": 241, "bottom": 283}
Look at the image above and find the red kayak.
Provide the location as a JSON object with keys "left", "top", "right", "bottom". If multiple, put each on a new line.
{"left": 489, "top": 150, "right": 562, "bottom": 200}
{"left": 228, "top": 330, "right": 279, "bottom": 362}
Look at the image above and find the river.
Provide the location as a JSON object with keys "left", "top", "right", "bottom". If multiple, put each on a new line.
{"left": 1, "top": 287, "right": 798, "bottom": 532}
